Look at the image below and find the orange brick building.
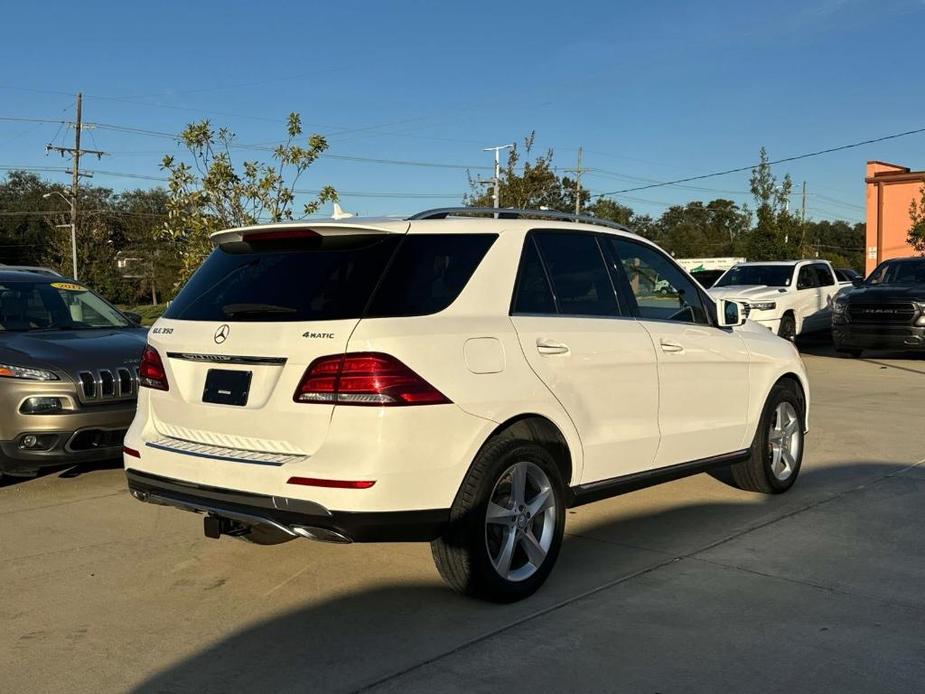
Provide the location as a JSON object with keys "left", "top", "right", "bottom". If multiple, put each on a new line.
{"left": 865, "top": 161, "right": 925, "bottom": 274}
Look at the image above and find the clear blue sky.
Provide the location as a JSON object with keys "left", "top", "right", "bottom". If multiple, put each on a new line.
{"left": 2, "top": 0, "right": 924, "bottom": 223}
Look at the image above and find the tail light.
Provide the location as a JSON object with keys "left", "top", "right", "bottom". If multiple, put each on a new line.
{"left": 139, "top": 346, "right": 169, "bottom": 391}
{"left": 294, "top": 352, "right": 449, "bottom": 406}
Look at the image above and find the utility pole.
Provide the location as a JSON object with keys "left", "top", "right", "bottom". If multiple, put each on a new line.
{"left": 483, "top": 144, "right": 513, "bottom": 210}
{"left": 564, "top": 147, "right": 584, "bottom": 216}
{"left": 799, "top": 180, "right": 808, "bottom": 254}
{"left": 45, "top": 93, "right": 106, "bottom": 280}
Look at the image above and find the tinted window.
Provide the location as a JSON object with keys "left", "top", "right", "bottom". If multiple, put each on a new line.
{"left": 812, "top": 264, "right": 834, "bottom": 286}
{"left": 715, "top": 265, "right": 794, "bottom": 287}
{"left": 868, "top": 259, "right": 925, "bottom": 285}
{"left": 608, "top": 238, "right": 709, "bottom": 325}
{"left": 366, "top": 234, "right": 496, "bottom": 317}
{"left": 512, "top": 237, "right": 556, "bottom": 315}
{"left": 166, "top": 235, "right": 401, "bottom": 322}
{"left": 532, "top": 232, "right": 620, "bottom": 317}
{"left": 0, "top": 281, "right": 129, "bottom": 331}
{"left": 796, "top": 266, "right": 817, "bottom": 290}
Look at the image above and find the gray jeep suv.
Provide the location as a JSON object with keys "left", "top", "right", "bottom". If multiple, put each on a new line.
{"left": 0, "top": 270, "right": 147, "bottom": 478}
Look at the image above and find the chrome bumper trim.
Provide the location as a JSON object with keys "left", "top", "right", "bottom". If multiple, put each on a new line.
{"left": 145, "top": 436, "right": 306, "bottom": 466}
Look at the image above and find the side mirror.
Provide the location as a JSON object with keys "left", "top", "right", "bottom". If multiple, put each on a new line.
{"left": 124, "top": 311, "right": 143, "bottom": 326}
{"left": 717, "top": 299, "right": 747, "bottom": 328}
{"left": 851, "top": 277, "right": 864, "bottom": 288}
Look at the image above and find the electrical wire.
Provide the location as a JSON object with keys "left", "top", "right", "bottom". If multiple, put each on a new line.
{"left": 593, "top": 125, "right": 925, "bottom": 197}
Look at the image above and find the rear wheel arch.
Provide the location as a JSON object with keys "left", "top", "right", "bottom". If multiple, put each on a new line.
{"left": 481, "top": 415, "right": 573, "bottom": 487}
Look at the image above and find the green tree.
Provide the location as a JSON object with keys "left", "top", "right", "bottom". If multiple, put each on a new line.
{"left": 803, "top": 219, "right": 865, "bottom": 271}
{"left": 908, "top": 185, "right": 925, "bottom": 255}
{"left": 161, "top": 113, "right": 336, "bottom": 283}
{"left": 745, "top": 147, "right": 800, "bottom": 260}
{"left": 649, "top": 199, "right": 751, "bottom": 257}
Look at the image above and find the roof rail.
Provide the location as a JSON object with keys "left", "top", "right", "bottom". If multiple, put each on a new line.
{"left": 407, "top": 207, "right": 631, "bottom": 232}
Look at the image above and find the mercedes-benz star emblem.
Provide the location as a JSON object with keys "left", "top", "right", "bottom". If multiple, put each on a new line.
{"left": 214, "top": 324, "right": 230, "bottom": 344}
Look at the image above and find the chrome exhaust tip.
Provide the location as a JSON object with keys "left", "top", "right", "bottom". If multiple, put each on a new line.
{"left": 291, "top": 526, "right": 352, "bottom": 544}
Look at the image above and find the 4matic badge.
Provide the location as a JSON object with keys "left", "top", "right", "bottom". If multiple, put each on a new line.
{"left": 302, "top": 331, "right": 335, "bottom": 339}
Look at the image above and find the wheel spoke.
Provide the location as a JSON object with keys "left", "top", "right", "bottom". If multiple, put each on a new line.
{"left": 526, "top": 487, "right": 553, "bottom": 517}
{"left": 486, "top": 501, "right": 516, "bottom": 525}
{"left": 510, "top": 463, "right": 527, "bottom": 507}
{"left": 492, "top": 527, "right": 517, "bottom": 576}
{"left": 781, "top": 447, "right": 796, "bottom": 473}
{"left": 519, "top": 530, "right": 547, "bottom": 567}
{"left": 784, "top": 418, "right": 799, "bottom": 437}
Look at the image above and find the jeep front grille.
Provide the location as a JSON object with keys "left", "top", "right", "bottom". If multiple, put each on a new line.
{"left": 78, "top": 367, "right": 139, "bottom": 401}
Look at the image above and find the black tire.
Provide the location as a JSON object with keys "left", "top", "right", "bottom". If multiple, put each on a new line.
{"left": 729, "top": 381, "right": 805, "bottom": 494}
{"left": 778, "top": 313, "right": 796, "bottom": 341}
{"left": 836, "top": 348, "right": 863, "bottom": 358}
{"left": 431, "top": 438, "right": 566, "bottom": 602}
{"left": 236, "top": 525, "right": 296, "bottom": 546}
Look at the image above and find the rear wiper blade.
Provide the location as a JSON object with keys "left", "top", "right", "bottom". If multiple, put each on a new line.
{"left": 221, "top": 303, "right": 297, "bottom": 317}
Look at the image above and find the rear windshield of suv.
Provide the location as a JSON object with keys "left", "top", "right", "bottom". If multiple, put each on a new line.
{"left": 164, "top": 233, "right": 496, "bottom": 322}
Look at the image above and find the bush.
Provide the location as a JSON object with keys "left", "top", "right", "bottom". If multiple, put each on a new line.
{"left": 118, "top": 303, "right": 167, "bottom": 326}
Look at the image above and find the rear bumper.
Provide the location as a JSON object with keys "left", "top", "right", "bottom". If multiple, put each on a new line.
{"left": 833, "top": 324, "right": 925, "bottom": 350}
{"left": 125, "top": 468, "right": 449, "bottom": 543}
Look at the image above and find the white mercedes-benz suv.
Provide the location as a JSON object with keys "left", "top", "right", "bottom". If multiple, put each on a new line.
{"left": 124, "top": 208, "right": 809, "bottom": 602}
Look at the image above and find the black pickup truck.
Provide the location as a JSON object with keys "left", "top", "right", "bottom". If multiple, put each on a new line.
{"left": 832, "top": 256, "right": 925, "bottom": 357}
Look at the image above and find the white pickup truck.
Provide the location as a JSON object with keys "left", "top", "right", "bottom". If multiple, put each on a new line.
{"left": 708, "top": 260, "right": 849, "bottom": 340}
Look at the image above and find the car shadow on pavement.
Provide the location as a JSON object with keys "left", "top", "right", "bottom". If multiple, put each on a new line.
{"left": 0, "top": 456, "right": 122, "bottom": 487}
{"left": 130, "top": 460, "right": 923, "bottom": 694}
{"left": 795, "top": 331, "right": 925, "bottom": 367}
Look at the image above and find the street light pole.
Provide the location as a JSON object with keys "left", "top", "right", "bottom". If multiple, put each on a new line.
{"left": 482, "top": 144, "right": 514, "bottom": 209}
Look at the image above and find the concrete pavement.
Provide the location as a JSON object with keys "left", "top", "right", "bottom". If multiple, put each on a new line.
{"left": 2, "top": 341, "right": 924, "bottom": 693}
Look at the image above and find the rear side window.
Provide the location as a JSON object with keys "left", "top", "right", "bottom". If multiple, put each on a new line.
{"left": 530, "top": 232, "right": 621, "bottom": 317}
{"left": 813, "top": 264, "right": 834, "bottom": 286}
{"left": 365, "top": 234, "right": 496, "bottom": 317}
{"left": 511, "top": 237, "right": 556, "bottom": 315}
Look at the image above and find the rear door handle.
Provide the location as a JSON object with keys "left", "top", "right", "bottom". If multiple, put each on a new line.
{"left": 536, "top": 339, "right": 570, "bottom": 355}
{"left": 660, "top": 340, "right": 684, "bottom": 353}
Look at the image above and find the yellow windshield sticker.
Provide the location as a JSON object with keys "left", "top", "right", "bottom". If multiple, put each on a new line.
{"left": 50, "top": 282, "right": 86, "bottom": 292}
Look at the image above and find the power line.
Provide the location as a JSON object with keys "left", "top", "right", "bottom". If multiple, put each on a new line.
{"left": 593, "top": 125, "right": 925, "bottom": 197}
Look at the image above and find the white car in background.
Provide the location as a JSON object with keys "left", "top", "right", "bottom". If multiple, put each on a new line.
{"left": 709, "top": 260, "right": 845, "bottom": 340}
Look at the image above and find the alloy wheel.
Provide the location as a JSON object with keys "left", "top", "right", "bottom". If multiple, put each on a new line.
{"left": 484, "top": 461, "right": 557, "bottom": 582}
{"left": 768, "top": 401, "right": 801, "bottom": 480}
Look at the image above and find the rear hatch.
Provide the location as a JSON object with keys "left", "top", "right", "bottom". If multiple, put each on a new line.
{"left": 145, "top": 222, "right": 408, "bottom": 456}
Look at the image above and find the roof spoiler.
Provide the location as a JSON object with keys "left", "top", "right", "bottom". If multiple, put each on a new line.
{"left": 210, "top": 221, "right": 409, "bottom": 246}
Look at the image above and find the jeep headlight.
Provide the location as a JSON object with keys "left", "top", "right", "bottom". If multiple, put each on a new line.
{"left": 748, "top": 301, "right": 777, "bottom": 311}
{"left": 0, "top": 363, "right": 59, "bottom": 381}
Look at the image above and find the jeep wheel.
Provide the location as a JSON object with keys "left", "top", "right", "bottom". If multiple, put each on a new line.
{"left": 729, "top": 381, "right": 805, "bottom": 494}
{"left": 431, "top": 439, "right": 565, "bottom": 602}
{"left": 778, "top": 313, "right": 796, "bottom": 341}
